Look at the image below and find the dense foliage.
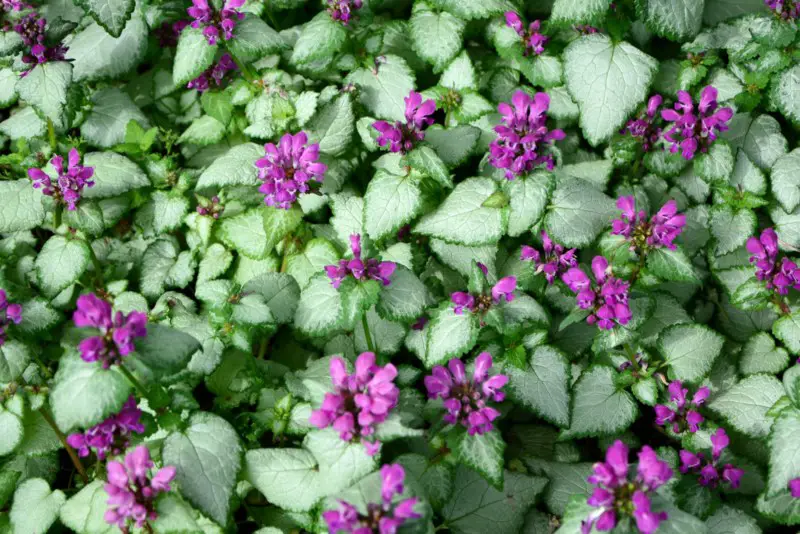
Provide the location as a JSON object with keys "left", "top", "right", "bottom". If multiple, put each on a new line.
{"left": 2, "top": 0, "right": 800, "bottom": 533}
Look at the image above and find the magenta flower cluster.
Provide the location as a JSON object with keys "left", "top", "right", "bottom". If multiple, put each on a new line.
{"left": 521, "top": 231, "right": 577, "bottom": 284}
{"left": 309, "top": 352, "right": 399, "bottom": 456}
{"left": 28, "top": 148, "right": 95, "bottom": 211}
{"left": 766, "top": 0, "right": 800, "bottom": 19}
{"left": 679, "top": 428, "right": 744, "bottom": 490}
{"left": 196, "top": 195, "right": 224, "bottom": 218}
{"left": 562, "top": 257, "right": 631, "bottom": 330}
{"left": 791, "top": 478, "right": 800, "bottom": 497}
{"left": 654, "top": 380, "right": 709, "bottom": 433}
{"left": 155, "top": 19, "right": 189, "bottom": 47}
{"left": 611, "top": 196, "right": 686, "bottom": 251}
{"left": 187, "top": 54, "right": 237, "bottom": 92}
{"left": 67, "top": 396, "right": 145, "bottom": 460}
{"left": 747, "top": 228, "right": 800, "bottom": 295}
{"left": 255, "top": 131, "right": 327, "bottom": 209}
{"left": 451, "top": 275, "right": 516, "bottom": 315}
{"left": 328, "top": 0, "right": 362, "bottom": 25}
{"left": 583, "top": 441, "right": 673, "bottom": 534}
{"left": 504, "top": 12, "right": 548, "bottom": 56}
{"left": 424, "top": 353, "right": 508, "bottom": 436}
{"left": 622, "top": 95, "right": 663, "bottom": 152}
{"left": 325, "top": 234, "right": 396, "bottom": 289}
{"left": 104, "top": 446, "right": 176, "bottom": 530}
{"left": 187, "top": 0, "right": 244, "bottom": 45}
{"left": 13, "top": 12, "right": 68, "bottom": 74}
{"left": 0, "top": 289, "right": 22, "bottom": 347}
{"left": 73, "top": 293, "right": 148, "bottom": 369}
{"left": 373, "top": 91, "right": 436, "bottom": 154}
{"left": 489, "top": 90, "right": 565, "bottom": 179}
{"left": 661, "top": 86, "right": 733, "bottom": 160}
{"left": 323, "top": 464, "right": 420, "bottom": 533}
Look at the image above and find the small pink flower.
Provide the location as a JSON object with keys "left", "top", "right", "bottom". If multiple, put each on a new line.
{"left": 373, "top": 91, "right": 436, "bottom": 154}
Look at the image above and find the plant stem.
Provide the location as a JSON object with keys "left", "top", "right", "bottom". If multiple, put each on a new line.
{"left": 118, "top": 364, "right": 150, "bottom": 401}
{"left": 40, "top": 407, "right": 89, "bottom": 484}
{"left": 264, "top": 5, "right": 280, "bottom": 30}
{"left": 629, "top": 252, "right": 647, "bottom": 284}
{"left": 623, "top": 342, "right": 641, "bottom": 372}
{"left": 84, "top": 239, "right": 104, "bottom": 288}
{"left": 225, "top": 47, "right": 259, "bottom": 85}
{"left": 52, "top": 205, "right": 61, "bottom": 231}
{"left": 361, "top": 313, "right": 376, "bottom": 354}
{"left": 46, "top": 119, "right": 57, "bottom": 151}
{"left": 279, "top": 234, "right": 293, "bottom": 273}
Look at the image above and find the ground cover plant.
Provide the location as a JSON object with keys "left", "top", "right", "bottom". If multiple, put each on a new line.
{"left": 2, "top": 0, "right": 800, "bottom": 532}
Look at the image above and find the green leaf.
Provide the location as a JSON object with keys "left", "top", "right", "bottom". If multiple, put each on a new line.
{"left": 134, "top": 324, "right": 200, "bottom": 378}
{"left": 564, "top": 34, "right": 658, "bottom": 145}
{"left": 0, "top": 408, "right": 22, "bottom": 456}
{"left": 440, "top": 467, "right": 547, "bottom": 534}
{"left": 424, "top": 305, "right": 480, "bottom": 367}
{"left": 136, "top": 190, "right": 189, "bottom": 235}
{"left": 639, "top": 0, "right": 704, "bottom": 41}
{"left": 218, "top": 209, "right": 271, "bottom": 259}
{"left": 0, "top": 341, "right": 31, "bottom": 383}
{"left": 178, "top": 115, "right": 226, "bottom": 146}
{"left": 377, "top": 265, "right": 430, "bottom": 322}
{"left": 60, "top": 481, "right": 115, "bottom": 534}
{"left": 504, "top": 345, "right": 571, "bottom": 427}
{"left": 50, "top": 353, "right": 131, "bottom": 432}
{"left": 705, "top": 506, "right": 761, "bottom": 534}
{"left": 415, "top": 178, "right": 504, "bottom": 246}
{"left": 774, "top": 63, "right": 800, "bottom": 125}
{"left": 551, "top": 0, "right": 612, "bottom": 25}
{"left": 702, "top": 0, "right": 766, "bottom": 24}
{"left": 544, "top": 178, "right": 616, "bottom": 247}
{"left": 428, "top": 0, "right": 514, "bottom": 20}
{"left": 82, "top": 151, "right": 149, "bottom": 199}
{"left": 162, "top": 412, "right": 242, "bottom": 525}
{"left": 286, "top": 238, "right": 340, "bottom": 289}
{"left": 397, "top": 453, "right": 454, "bottom": 511}
{"left": 773, "top": 312, "right": 800, "bottom": 354}
{"left": 658, "top": 324, "right": 724, "bottom": 382}
{"left": 410, "top": 2, "right": 465, "bottom": 72}
{"left": 291, "top": 12, "right": 346, "bottom": 65}
{"left": 196, "top": 142, "right": 261, "bottom": 189}
{"left": 227, "top": 15, "right": 284, "bottom": 63}
{"left": 732, "top": 278, "right": 773, "bottom": 311}
{"left": 556, "top": 159, "right": 613, "bottom": 189}
{"left": 232, "top": 293, "right": 275, "bottom": 325}
{"left": 174, "top": 27, "right": 217, "bottom": 86}
{"left": 0, "top": 67, "right": 18, "bottom": 109}
{"left": 695, "top": 141, "right": 734, "bottom": 182}
{"left": 294, "top": 273, "right": 344, "bottom": 337}
{"left": 560, "top": 366, "right": 638, "bottom": 439}
{"left": 455, "top": 430, "right": 505, "bottom": 489}
{"left": 245, "top": 447, "right": 321, "bottom": 512}
{"left": 263, "top": 206, "right": 303, "bottom": 253}
{"left": 710, "top": 205, "right": 756, "bottom": 255}
{"left": 345, "top": 55, "right": 416, "bottom": 121}
{"left": 75, "top": 0, "right": 134, "bottom": 38}
{"left": 722, "top": 113, "right": 787, "bottom": 170}
{"left": 242, "top": 273, "right": 300, "bottom": 324}
{"left": 709, "top": 374, "right": 784, "bottom": 438}
{"left": 0, "top": 179, "right": 45, "bottom": 233}
{"left": 15, "top": 62, "right": 72, "bottom": 129}
{"left": 365, "top": 169, "right": 423, "bottom": 241}
{"left": 740, "top": 332, "right": 790, "bottom": 376}
{"left": 646, "top": 247, "right": 700, "bottom": 283}
{"left": 9, "top": 478, "right": 65, "bottom": 534}
{"left": 81, "top": 87, "right": 149, "bottom": 148}
{"left": 35, "top": 236, "right": 90, "bottom": 297}
{"left": 423, "top": 125, "right": 480, "bottom": 167}
{"left": 408, "top": 146, "right": 452, "bottom": 188}
{"left": 767, "top": 407, "right": 800, "bottom": 497}
{"left": 303, "top": 428, "right": 378, "bottom": 497}
{"left": 441, "top": 51, "right": 477, "bottom": 91}
{"left": 505, "top": 172, "right": 552, "bottom": 237}
{"left": 307, "top": 93, "right": 354, "bottom": 156}
{"left": 519, "top": 55, "right": 563, "bottom": 89}
{"left": 772, "top": 149, "right": 800, "bottom": 213}
{"left": 65, "top": 15, "right": 147, "bottom": 82}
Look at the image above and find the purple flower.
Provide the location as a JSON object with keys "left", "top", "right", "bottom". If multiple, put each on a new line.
{"left": 661, "top": 86, "right": 733, "bottom": 160}
{"left": 789, "top": 478, "right": 800, "bottom": 497}
{"left": 0, "top": 289, "right": 22, "bottom": 347}
{"left": 611, "top": 196, "right": 686, "bottom": 251}
{"left": 309, "top": 352, "right": 399, "bottom": 456}
{"left": 328, "top": 0, "right": 363, "bottom": 25}
{"left": 154, "top": 19, "right": 189, "bottom": 47}
{"left": 255, "top": 131, "right": 327, "bottom": 209}
{"left": 28, "top": 148, "right": 95, "bottom": 211}
{"left": 73, "top": 293, "right": 148, "bottom": 368}
{"left": 187, "top": 53, "right": 237, "bottom": 92}
{"left": 521, "top": 231, "right": 577, "bottom": 284}
{"left": 104, "top": 446, "right": 176, "bottom": 531}
{"left": 574, "top": 24, "right": 599, "bottom": 34}
{"left": 489, "top": 90, "right": 565, "bottom": 179}
{"left": 67, "top": 396, "right": 145, "bottom": 460}
{"left": 622, "top": 95, "right": 663, "bottom": 152}
{"left": 450, "top": 276, "right": 516, "bottom": 316}
{"left": 424, "top": 353, "right": 508, "bottom": 436}
{"left": 504, "top": 12, "right": 548, "bottom": 56}
{"left": 13, "top": 13, "right": 68, "bottom": 75}
{"left": 654, "top": 380, "right": 709, "bottom": 433}
{"left": 582, "top": 441, "right": 672, "bottom": 534}
{"left": 325, "top": 234, "right": 396, "bottom": 289}
{"left": 766, "top": 0, "right": 800, "bottom": 19}
{"left": 679, "top": 428, "right": 744, "bottom": 490}
{"left": 323, "top": 463, "right": 420, "bottom": 533}
{"left": 187, "top": 0, "right": 245, "bottom": 45}
{"left": 196, "top": 195, "right": 224, "bottom": 218}
{"left": 372, "top": 91, "right": 436, "bottom": 154}
{"left": 562, "top": 257, "right": 631, "bottom": 330}
{"left": 747, "top": 228, "right": 800, "bottom": 296}
{"left": 2, "top": 0, "right": 28, "bottom": 12}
